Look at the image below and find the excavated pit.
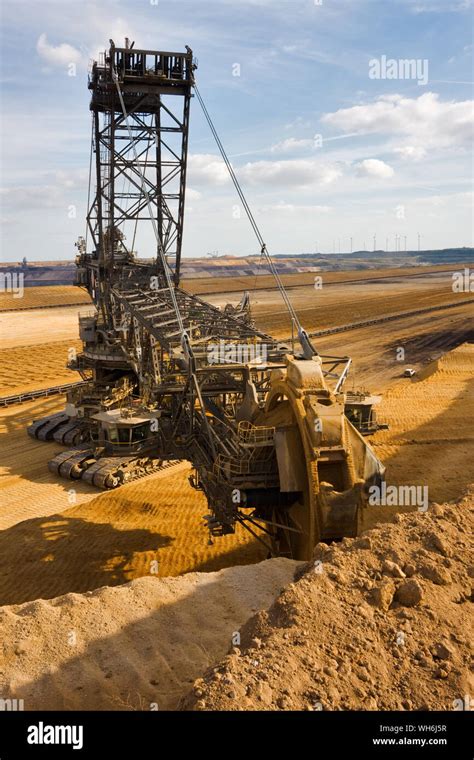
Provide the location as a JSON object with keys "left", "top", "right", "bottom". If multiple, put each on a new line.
{"left": 0, "top": 342, "right": 472, "bottom": 710}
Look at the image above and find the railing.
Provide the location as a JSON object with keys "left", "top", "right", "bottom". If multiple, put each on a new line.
{"left": 238, "top": 420, "right": 275, "bottom": 446}
{"left": 213, "top": 452, "right": 276, "bottom": 481}
{"left": 112, "top": 48, "right": 192, "bottom": 83}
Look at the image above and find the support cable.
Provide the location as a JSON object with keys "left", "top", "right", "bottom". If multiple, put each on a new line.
{"left": 193, "top": 83, "right": 317, "bottom": 358}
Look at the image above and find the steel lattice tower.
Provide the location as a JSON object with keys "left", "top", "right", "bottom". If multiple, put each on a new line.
{"left": 86, "top": 39, "right": 194, "bottom": 299}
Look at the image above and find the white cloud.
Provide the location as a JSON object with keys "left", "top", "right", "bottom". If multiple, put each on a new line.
{"left": 187, "top": 154, "right": 229, "bottom": 186}
{"left": 284, "top": 116, "right": 312, "bottom": 131}
{"left": 88, "top": 17, "right": 139, "bottom": 64}
{"left": 394, "top": 145, "right": 427, "bottom": 161}
{"left": 411, "top": 0, "right": 472, "bottom": 13}
{"left": 2, "top": 168, "right": 89, "bottom": 211}
{"left": 322, "top": 93, "right": 474, "bottom": 151}
{"left": 50, "top": 168, "right": 89, "bottom": 188}
{"left": 36, "top": 34, "right": 83, "bottom": 67}
{"left": 413, "top": 190, "right": 474, "bottom": 209}
{"left": 1, "top": 185, "right": 72, "bottom": 210}
{"left": 258, "top": 201, "right": 332, "bottom": 214}
{"left": 354, "top": 159, "right": 394, "bottom": 179}
{"left": 270, "top": 137, "right": 314, "bottom": 153}
{"left": 186, "top": 188, "right": 202, "bottom": 200}
{"left": 187, "top": 153, "right": 342, "bottom": 189}
{"left": 238, "top": 159, "right": 342, "bottom": 187}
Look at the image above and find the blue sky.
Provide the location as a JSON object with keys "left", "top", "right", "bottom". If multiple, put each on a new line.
{"left": 1, "top": 0, "right": 473, "bottom": 261}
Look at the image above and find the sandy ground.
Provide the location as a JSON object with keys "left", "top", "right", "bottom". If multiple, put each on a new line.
{"left": 0, "top": 285, "right": 91, "bottom": 311}
{"left": 0, "top": 274, "right": 472, "bottom": 712}
{"left": 0, "top": 274, "right": 471, "bottom": 396}
{"left": 372, "top": 343, "right": 474, "bottom": 505}
{"left": 0, "top": 345, "right": 471, "bottom": 607}
{"left": 0, "top": 460, "right": 267, "bottom": 607}
{"left": 315, "top": 302, "right": 473, "bottom": 393}
{"left": 0, "top": 397, "right": 267, "bottom": 605}
{"left": 0, "top": 306, "right": 90, "bottom": 349}
{"left": 0, "top": 398, "right": 99, "bottom": 530}
{"left": 205, "top": 271, "right": 473, "bottom": 336}
{"left": 183, "top": 494, "right": 473, "bottom": 711}
{"left": 0, "top": 303, "right": 91, "bottom": 396}
{"left": 0, "top": 266, "right": 467, "bottom": 311}
{"left": 0, "top": 558, "right": 300, "bottom": 710}
{"left": 184, "top": 263, "right": 473, "bottom": 295}
{"left": 0, "top": 340, "right": 83, "bottom": 396}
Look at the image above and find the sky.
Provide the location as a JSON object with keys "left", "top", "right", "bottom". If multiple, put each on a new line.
{"left": 0, "top": 0, "right": 473, "bottom": 261}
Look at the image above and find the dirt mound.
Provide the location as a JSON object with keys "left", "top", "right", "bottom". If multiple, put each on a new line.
{"left": 183, "top": 495, "right": 473, "bottom": 711}
{"left": 0, "top": 558, "right": 300, "bottom": 710}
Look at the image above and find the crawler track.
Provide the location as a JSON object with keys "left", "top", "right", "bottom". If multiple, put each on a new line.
{"left": 47, "top": 447, "right": 181, "bottom": 489}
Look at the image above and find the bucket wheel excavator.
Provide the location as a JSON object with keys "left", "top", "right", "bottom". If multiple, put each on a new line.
{"left": 28, "top": 39, "right": 386, "bottom": 560}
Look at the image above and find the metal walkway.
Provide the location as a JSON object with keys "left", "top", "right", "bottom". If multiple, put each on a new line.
{"left": 0, "top": 382, "right": 85, "bottom": 408}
